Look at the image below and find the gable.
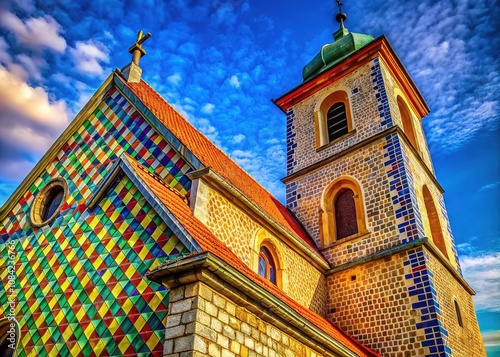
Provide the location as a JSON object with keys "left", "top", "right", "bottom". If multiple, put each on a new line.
{"left": 0, "top": 173, "right": 189, "bottom": 356}
{"left": 0, "top": 84, "right": 194, "bottom": 240}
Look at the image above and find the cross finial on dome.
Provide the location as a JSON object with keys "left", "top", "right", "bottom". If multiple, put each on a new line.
{"left": 335, "top": 0, "right": 347, "bottom": 29}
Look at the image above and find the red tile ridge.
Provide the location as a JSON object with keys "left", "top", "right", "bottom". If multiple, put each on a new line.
{"left": 116, "top": 75, "right": 323, "bottom": 256}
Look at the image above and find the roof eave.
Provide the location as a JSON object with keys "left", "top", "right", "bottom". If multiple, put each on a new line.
{"left": 187, "top": 168, "right": 330, "bottom": 270}
{"left": 147, "top": 251, "right": 380, "bottom": 357}
{"left": 272, "top": 36, "right": 430, "bottom": 118}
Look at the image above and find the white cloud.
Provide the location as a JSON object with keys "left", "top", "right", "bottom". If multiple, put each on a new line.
{"left": 0, "top": 37, "right": 12, "bottom": 64}
{"left": 232, "top": 134, "right": 245, "bottom": 143}
{"left": 229, "top": 75, "right": 240, "bottom": 88}
{"left": 0, "top": 64, "right": 69, "bottom": 183}
{"left": 460, "top": 252, "right": 500, "bottom": 312}
{"left": 201, "top": 103, "right": 215, "bottom": 114}
{"left": 482, "top": 330, "right": 500, "bottom": 348}
{"left": 0, "top": 65, "right": 68, "bottom": 129}
{"left": 16, "top": 54, "right": 46, "bottom": 81}
{"left": 0, "top": 11, "right": 66, "bottom": 52}
{"left": 480, "top": 182, "right": 500, "bottom": 192}
{"left": 168, "top": 73, "right": 182, "bottom": 86}
{"left": 70, "top": 40, "right": 109, "bottom": 77}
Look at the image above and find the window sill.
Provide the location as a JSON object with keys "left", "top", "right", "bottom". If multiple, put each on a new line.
{"left": 322, "top": 230, "right": 371, "bottom": 249}
{"left": 316, "top": 129, "right": 357, "bottom": 153}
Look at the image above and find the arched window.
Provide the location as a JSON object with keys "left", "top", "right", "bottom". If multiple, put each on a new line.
{"left": 321, "top": 177, "right": 367, "bottom": 247}
{"left": 327, "top": 102, "right": 348, "bottom": 142}
{"left": 253, "top": 231, "right": 285, "bottom": 290}
{"left": 422, "top": 185, "right": 448, "bottom": 258}
{"left": 397, "top": 96, "right": 418, "bottom": 151}
{"left": 258, "top": 246, "right": 277, "bottom": 285}
{"left": 454, "top": 299, "right": 464, "bottom": 327}
{"left": 335, "top": 188, "right": 358, "bottom": 239}
{"left": 314, "top": 90, "right": 353, "bottom": 147}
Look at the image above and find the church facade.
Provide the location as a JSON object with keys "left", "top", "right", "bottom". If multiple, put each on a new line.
{"left": 0, "top": 10, "right": 486, "bottom": 357}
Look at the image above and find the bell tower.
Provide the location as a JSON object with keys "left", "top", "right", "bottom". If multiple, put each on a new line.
{"left": 273, "top": 4, "right": 485, "bottom": 357}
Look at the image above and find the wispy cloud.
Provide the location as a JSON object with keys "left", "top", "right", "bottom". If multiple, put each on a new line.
{"left": 0, "top": 11, "right": 66, "bottom": 52}
{"left": 460, "top": 252, "right": 500, "bottom": 312}
{"left": 480, "top": 182, "right": 500, "bottom": 192}
{"left": 354, "top": 0, "right": 499, "bottom": 153}
{"left": 483, "top": 330, "right": 500, "bottom": 348}
{"left": 201, "top": 103, "right": 215, "bottom": 114}
{"left": 229, "top": 75, "right": 240, "bottom": 88}
{"left": 232, "top": 134, "right": 245, "bottom": 143}
{"left": 70, "top": 40, "right": 109, "bottom": 77}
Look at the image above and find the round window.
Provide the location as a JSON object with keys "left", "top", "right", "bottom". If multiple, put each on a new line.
{"left": 30, "top": 177, "right": 68, "bottom": 227}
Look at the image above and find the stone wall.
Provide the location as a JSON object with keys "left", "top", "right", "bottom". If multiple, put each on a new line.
{"left": 425, "top": 249, "right": 486, "bottom": 356}
{"left": 286, "top": 60, "right": 385, "bottom": 175}
{"left": 163, "top": 282, "right": 325, "bottom": 357}
{"left": 191, "top": 179, "right": 327, "bottom": 316}
{"left": 326, "top": 252, "right": 424, "bottom": 356}
{"left": 288, "top": 136, "right": 399, "bottom": 263}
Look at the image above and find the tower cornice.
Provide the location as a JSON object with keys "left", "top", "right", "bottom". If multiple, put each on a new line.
{"left": 273, "top": 36, "right": 430, "bottom": 119}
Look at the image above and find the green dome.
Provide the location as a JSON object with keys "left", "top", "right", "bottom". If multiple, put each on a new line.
{"left": 302, "top": 28, "right": 374, "bottom": 81}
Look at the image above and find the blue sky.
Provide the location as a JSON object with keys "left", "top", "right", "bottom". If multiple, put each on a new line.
{"left": 0, "top": 0, "right": 498, "bottom": 354}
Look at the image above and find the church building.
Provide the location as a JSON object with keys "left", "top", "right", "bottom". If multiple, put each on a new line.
{"left": 0, "top": 5, "right": 486, "bottom": 357}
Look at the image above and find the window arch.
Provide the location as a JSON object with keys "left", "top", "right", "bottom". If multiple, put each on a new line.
{"left": 258, "top": 246, "right": 277, "bottom": 284}
{"left": 422, "top": 185, "right": 448, "bottom": 258}
{"left": 454, "top": 299, "right": 464, "bottom": 327}
{"left": 314, "top": 90, "right": 353, "bottom": 147}
{"left": 0, "top": 317, "right": 20, "bottom": 357}
{"left": 321, "top": 177, "right": 368, "bottom": 247}
{"left": 252, "top": 230, "right": 285, "bottom": 289}
{"left": 397, "top": 96, "right": 419, "bottom": 151}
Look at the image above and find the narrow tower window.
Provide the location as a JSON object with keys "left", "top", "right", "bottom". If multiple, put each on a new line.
{"left": 327, "top": 102, "right": 348, "bottom": 142}
{"left": 397, "top": 96, "right": 418, "bottom": 151}
{"left": 314, "top": 90, "right": 353, "bottom": 148}
{"left": 422, "top": 185, "right": 448, "bottom": 258}
{"left": 454, "top": 299, "right": 464, "bottom": 327}
{"left": 258, "top": 246, "right": 277, "bottom": 285}
{"left": 335, "top": 188, "right": 358, "bottom": 239}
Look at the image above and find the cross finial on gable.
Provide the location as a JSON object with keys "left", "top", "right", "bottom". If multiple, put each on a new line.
{"left": 129, "top": 30, "right": 152, "bottom": 66}
{"left": 121, "top": 30, "right": 152, "bottom": 83}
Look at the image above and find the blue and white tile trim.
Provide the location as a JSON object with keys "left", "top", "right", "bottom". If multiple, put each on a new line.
{"left": 286, "top": 108, "right": 298, "bottom": 175}
{"left": 286, "top": 182, "right": 298, "bottom": 210}
{"left": 437, "top": 194, "right": 462, "bottom": 276}
{"left": 383, "top": 133, "right": 424, "bottom": 243}
{"left": 404, "top": 248, "right": 452, "bottom": 357}
{"left": 384, "top": 132, "right": 452, "bottom": 356}
{"left": 371, "top": 58, "right": 393, "bottom": 129}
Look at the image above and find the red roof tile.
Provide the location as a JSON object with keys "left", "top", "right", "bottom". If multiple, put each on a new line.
{"left": 119, "top": 76, "right": 322, "bottom": 255}
{"left": 125, "top": 155, "right": 380, "bottom": 357}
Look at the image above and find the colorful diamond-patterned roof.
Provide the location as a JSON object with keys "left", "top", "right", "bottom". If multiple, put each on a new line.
{"left": 119, "top": 76, "right": 322, "bottom": 256}
{"left": 125, "top": 155, "right": 380, "bottom": 357}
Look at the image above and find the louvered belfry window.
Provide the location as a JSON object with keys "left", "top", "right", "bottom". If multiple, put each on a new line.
{"left": 327, "top": 102, "right": 348, "bottom": 142}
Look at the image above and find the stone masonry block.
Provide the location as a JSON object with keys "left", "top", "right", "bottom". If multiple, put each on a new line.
{"left": 171, "top": 298, "right": 195, "bottom": 314}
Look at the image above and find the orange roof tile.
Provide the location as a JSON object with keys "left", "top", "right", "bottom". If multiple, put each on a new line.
{"left": 119, "top": 75, "right": 322, "bottom": 255}
{"left": 125, "top": 155, "right": 380, "bottom": 357}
